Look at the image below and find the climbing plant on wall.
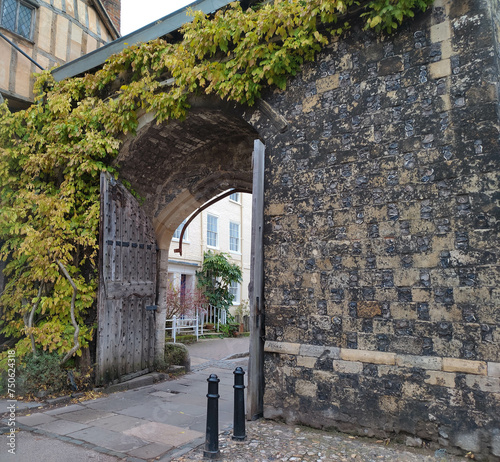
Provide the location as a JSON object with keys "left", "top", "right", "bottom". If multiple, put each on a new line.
{"left": 0, "top": 0, "right": 434, "bottom": 362}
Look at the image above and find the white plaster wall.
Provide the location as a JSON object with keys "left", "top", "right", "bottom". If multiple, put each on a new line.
{"left": 167, "top": 192, "right": 252, "bottom": 315}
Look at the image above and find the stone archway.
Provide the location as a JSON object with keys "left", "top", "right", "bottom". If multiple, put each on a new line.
{"left": 113, "top": 95, "right": 273, "bottom": 418}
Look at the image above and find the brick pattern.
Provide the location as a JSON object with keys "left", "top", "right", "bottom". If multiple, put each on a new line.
{"left": 102, "top": 0, "right": 120, "bottom": 32}
{"left": 258, "top": 0, "right": 500, "bottom": 456}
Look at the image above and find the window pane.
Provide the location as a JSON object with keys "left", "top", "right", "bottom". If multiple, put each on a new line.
{"left": 229, "top": 192, "right": 239, "bottom": 202}
{"left": 1, "top": 0, "right": 17, "bottom": 32}
{"left": 207, "top": 215, "right": 218, "bottom": 247}
{"left": 17, "top": 2, "right": 32, "bottom": 38}
{"left": 173, "top": 219, "right": 187, "bottom": 240}
{"left": 229, "top": 281, "right": 240, "bottom": 304}
{"left": 229, "top": 222, "right": 239, "bottom": 252}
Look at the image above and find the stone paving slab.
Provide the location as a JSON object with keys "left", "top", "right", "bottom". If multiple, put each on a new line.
{"left": 17, "top": 413, "right": 57, "bottom": 426}
{"left": 92, "top": 414, "right": 150, "bottom": 432}
{"left": 127, "top": 441, "right": 174, "bottom": 459}
{"left": 0, "top": 430, "right": 121, "bottom": 462}
{"left": 124, "top": 421, "right": 203, "bottom": 446}
{"left": 117, "top": 401, "right": 175, "bottom": 422}
{"left": 84, "top": 395, "right": 146, "bottom": 412}
{"left": 61, "top": 408, "right": 116, "bottom": 424}
{"left": 44, "top": 403, "right": 86, "bottom": 415}
{"left": 67, "top": 426, "right": 148, "bottom": 452}
{"left": 38, "top": 418, "right": 90, "bottom": 435}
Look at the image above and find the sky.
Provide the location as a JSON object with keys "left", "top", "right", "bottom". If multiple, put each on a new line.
{"left": 121, "top": 0, "right": 195, "bottom": 35}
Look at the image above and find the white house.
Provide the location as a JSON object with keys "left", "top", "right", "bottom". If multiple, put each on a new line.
{"left": 167, "top": 191, "right": 252, "bottom": 316}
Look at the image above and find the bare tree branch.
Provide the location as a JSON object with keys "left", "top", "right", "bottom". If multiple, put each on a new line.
{"left": 56, "top": 260, "right": 80, "bottom": 366}
{"left": 23, "top": 284, "right": 43, "bottom": 355}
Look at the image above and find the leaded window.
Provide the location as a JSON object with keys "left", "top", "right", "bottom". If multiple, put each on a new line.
{"left": 1, "top": 0, "right": 35, "bottom": 40}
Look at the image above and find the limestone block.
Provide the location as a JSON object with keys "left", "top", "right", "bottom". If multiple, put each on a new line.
{"left": 396, "top": 354, "right": 442, "bottom": 370}
{"left": 357, "top": 301, "right": 382, "bottom": 318}
{"left": 465, "top": 375, "right": 500, "bottom": 393}
{"left": 299, "top": 344, "right": 329, "bottom": 358}
{"left": 488, "top": 362, "right": 500, "bottom": 377}
{"left": 424, "top": 371, "right": 456, "bottom": 388}
{"left": 264, "top": 341, "right": 300, "bottom": 356}
{"left": 492, "top": 433, "right": 500, "bottom": 457}
{"left": 340, "top": 348, "right": 396, "bottom": 365}
{"left": 430, "top": 21, "right": 451, "bottom": 43}
{"left": 442, "top": 358, "right": 487, "bottom": 375}
{"left": 266, "top": 203, "right": 285, "bottom": 216}
{"left": 295, "top": 379, "right": 317, "bottom": 398}
{"left": 302, "top": 95, "right": 319, "bottom": 113}
{"left": 429, "top": 59, "right": 452, "bottom": 80}
{"left": 316, "top": 75, "right": 339, "bottom": 94}
{"left": 297, "top": 356, "right": 316, "bottom": 368}
{"left": 332, "top": 359, "right": 363, "bottom": 374}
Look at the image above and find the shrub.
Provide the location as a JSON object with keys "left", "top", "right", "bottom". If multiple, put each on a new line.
{"left": 17, "top": 351, "right": 68, "bottom": 397}
{"left": 220, "top": 323, "right": 240, "bottom": 338}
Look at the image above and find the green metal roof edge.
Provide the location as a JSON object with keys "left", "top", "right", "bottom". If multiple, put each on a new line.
{"left": 52, "top": 0, "right": 233, "bottom": 82}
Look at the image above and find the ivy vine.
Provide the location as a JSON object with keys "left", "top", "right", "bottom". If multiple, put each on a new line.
{"left": 0, "top": 0, "right": 434, "bottom": 361}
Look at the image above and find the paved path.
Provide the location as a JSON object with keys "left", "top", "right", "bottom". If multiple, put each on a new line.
{"left": 0, "top": 337, "right": 464, "bottom": 461}
{"left": 0, "top": 338, "right": 249, "bottom": 462}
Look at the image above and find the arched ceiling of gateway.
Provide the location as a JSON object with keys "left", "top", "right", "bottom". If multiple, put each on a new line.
{"left": 116, "top": 102, "right": 258, "bottom": 247}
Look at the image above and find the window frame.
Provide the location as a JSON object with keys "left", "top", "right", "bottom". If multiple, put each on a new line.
{"left": 229, "top": 221, "right": 240, "bottom": 253}
{"left": 172, "top": 219, "right": 189, "bottom": 242}
{"left": 206, "top": 214, "right": 219, "bottom": 248}
{"left": 0, "top": 0, "right": 37, "bottom": 41}
{"left": 229, "top": 280, "right": 240, "bottom": 305}
{"left": 229, "top": 192, "right": 240, "bottom": 203}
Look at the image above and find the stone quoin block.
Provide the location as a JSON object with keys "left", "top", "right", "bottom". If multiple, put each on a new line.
{"left": 264, "top": 341, "right": 301, "bottom": 356}
{"left": 442, "top": 358, "right": 487, "bottom": 375}
{"left": 340, "top": 348, "right": 396, "bottom": 365}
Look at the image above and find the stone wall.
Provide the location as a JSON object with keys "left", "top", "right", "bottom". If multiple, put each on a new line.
{"left": 259, "top": 0, "right": 500, "bottom": 457}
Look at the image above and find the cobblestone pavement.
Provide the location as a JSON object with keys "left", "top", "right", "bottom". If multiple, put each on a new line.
{"left": 171, "top": 419, "right": 465, "bottom": 462}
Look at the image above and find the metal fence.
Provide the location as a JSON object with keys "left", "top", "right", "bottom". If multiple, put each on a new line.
{"left": 165, "top": 305, "right": 227, "bottom": 343}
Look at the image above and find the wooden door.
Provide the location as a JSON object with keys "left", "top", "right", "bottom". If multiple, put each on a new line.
{"left": 96, "top": 173, "right": 157, "bottom": 384}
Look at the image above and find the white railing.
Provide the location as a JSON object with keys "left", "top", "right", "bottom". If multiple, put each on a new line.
{"left": 166, "top": 314, "right": 200, "bottom": 343}
{"left": 203, "top": 304, "right": 227, "bottom": 332}
{"left": 165, "top": 305, "right": 227, "bottom": 343}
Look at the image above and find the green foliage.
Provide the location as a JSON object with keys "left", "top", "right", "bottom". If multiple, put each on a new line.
{"left": 0, "top": 0, "right": 433, "bottom": 359}
{"left": 164, "top": 342, "right": 190, "bottom": 367}
{"left": 362, "top": 0, "right": 434, "bottom": 33}
{"left": 15, "top": 351, "right": 67, "bottom": 396}
{"left": 220, "top": 322, "right": 240, "bottom": 338}
{"left": 196, "top": 251, "right": 242, "bottom": 312}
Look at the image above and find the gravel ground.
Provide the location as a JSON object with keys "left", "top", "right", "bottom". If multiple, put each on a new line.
{"left": 171, "top": 419, "right": 465, "bottom": 462}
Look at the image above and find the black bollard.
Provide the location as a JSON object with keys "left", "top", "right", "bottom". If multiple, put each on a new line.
{"left": 232, "top": 367, "right": 246, "bottom": 441}
{"left": 204, "top": 373, "right": 220, "bottom": 459}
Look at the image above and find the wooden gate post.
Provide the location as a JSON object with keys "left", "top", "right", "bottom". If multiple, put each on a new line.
{"left": 247, "top": 139, "right": 265, "bottom": 420}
